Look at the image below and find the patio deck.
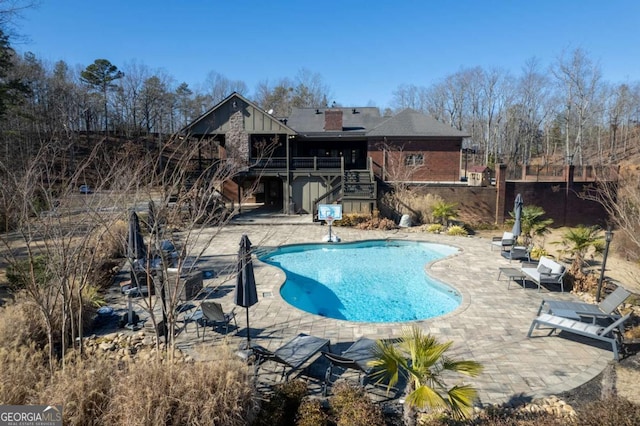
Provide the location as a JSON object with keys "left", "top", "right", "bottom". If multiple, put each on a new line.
{"left": 140, "top": 211, "right": 614, "bottom": 407}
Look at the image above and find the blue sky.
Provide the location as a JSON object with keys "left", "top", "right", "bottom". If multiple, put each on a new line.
{"left": 13, "top": 0, "right": 640, "bottom": 108}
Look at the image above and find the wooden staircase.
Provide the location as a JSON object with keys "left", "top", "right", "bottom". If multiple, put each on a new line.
{"left": 312, "top": 170, "right": 377, "bottom": 221}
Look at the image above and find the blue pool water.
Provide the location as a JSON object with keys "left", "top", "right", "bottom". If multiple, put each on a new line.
{"left": 259, "top": 240, "right": 461, "bottom": 322}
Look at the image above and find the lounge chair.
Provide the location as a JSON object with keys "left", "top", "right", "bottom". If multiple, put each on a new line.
{"left": 521, "top": 256, "right": 566, "bottom": 292}
{"left": 253, "top": 333, "right": 331, "bottom": 381}
{"left": 321, "top": 337, "right": 377, "bottom": 395}
{"left": 537, "top": 286, "right": 631, "bottom": 323}
{"left": 527, "top": 312, "right": 630, "bottom": 361}
{"left": 491, "top": 232, "right": 515, "bottom": 251}
{"left": 188, "top": 301, "right": 237, "bottom": 341}
{"left": 501, "top": 245, "right": 530, "bottom": 262}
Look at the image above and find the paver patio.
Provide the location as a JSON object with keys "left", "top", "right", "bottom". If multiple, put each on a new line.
{"left": 158, "top": 211, "right": 615, "bottom": 406}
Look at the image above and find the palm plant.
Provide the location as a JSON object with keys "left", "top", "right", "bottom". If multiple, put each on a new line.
{"left": 431, "top": 201, "right": 458, "bottom": 226}
{"left": 555, "top": 225, "right": 605, "bottom": 271}
{"left": 510, "top": 205, "right": 553, "bottom": 246}
{"left": 369, "top": 326, "right": 483, "bottom": 423}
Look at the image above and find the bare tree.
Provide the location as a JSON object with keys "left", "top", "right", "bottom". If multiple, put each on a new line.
{"left": 376, "top": 141, "right": 427, "bottom": 222}
{"left": 551, "top": 48, "right": 603, "bottom": 165}
{"left": 202, "top": 71, "right": 248, "bottom": 106}
{"left": 583, "top": 166, "right": 640, "bottom": 262}
{"left": 119, "top": 133, "right": 279, "bottom": 358}
{"left": 0, "top": 138, "right": 135, "bottom": 370}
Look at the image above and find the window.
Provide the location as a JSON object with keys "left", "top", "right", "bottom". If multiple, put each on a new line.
{"left": 404, "top": 153, "right": 424, "bottom": 166}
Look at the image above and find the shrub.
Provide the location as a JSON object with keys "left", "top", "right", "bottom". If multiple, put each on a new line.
{"left": 447, "top": 225, "right": 468, "bottom": 236}
{"left": 576, "top": 396, "right": 640, "bottom": 425}
{"left": 468, "top": 222, "right": 498, "bottom": 231}
{"left": 470, "top": 406, "right": 568, "bottom": 425}
{"left": 529, "top": 246, "right": 548, "bottom": 260}
{"left": 354, "top": 217, "right": 398, "bottom": 231}
{"left": 432, "top": 201, "right": 458, "bottom": 226}
{"left": 425, "top": 223, "right": 444, "bottom": 233}
{"left": 254, "top": 379, "right": 307, "bottom": 426}
{"left": 335, "top": 213, "right": 370, "bottom": 227}
{"left": 329, "top": 382, "right": 385, "bottom": 426}
{"left": 5, "top": 255, "right": 50, "bottom": 291}
{"left": 296, "top": 398, "right": 330, "bottom": 426}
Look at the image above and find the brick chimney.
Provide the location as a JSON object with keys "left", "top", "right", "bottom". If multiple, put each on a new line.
{"left": 324, "top": 109, "right": 343, "bottom": 131}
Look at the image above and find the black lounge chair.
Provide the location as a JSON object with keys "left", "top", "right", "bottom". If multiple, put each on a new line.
{"left": 321, "top": 337, "right": 378, "bottom": 395}
{"left": 253, "top": 333, "right": 331, "bottom": 381}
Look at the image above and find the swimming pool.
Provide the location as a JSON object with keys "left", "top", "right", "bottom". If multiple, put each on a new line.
{"left": 259, "top": 240, "right": 461, "bottom": 322}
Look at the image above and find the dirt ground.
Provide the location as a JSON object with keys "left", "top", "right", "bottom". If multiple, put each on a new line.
{"left": 476, "top": 227, "right": 640, "bottom": 295}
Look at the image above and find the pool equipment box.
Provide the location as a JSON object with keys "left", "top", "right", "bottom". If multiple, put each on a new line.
{"left": 317, "top": 204, "right": 342, "bottom": 221}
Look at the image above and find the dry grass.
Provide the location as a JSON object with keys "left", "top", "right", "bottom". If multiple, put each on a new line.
{"left": 0, "top": 295, "right": 48, "bottom": 349}
{"left": 105, "top": 351, "right": 257, "bottom": 426}
{"left": 0, "top": 344, "right": 49, "bottom": 405}
{"left": 381, "top": 191, "right": 444, "bottom": 225}
{"left": 92, "top": 219, "right": 128, "bottom": 259}
{"left": 577, "top": 396, "right": 640, "bottom": 426}
{"left": 38, "top": 357, "right": 114, "bottom": 426}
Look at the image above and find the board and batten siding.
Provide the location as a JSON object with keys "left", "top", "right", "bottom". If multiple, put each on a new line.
{"left": 189, "top": 98, "right": 293, "bottom": 135}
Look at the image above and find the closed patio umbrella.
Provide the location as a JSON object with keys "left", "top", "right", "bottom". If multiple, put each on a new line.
{"left": 512, "top": 193, "right": 523, "bottom": 241}
{"left": 127, "top": 210, "right": 147, "bottom": 328}
{"left": 235, "top": 234, "right": 258, "bottom": 349}
{"left": 127, "top": 210, "right": 146, "bottom": 261}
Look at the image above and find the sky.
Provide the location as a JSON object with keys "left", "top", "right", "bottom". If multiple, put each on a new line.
{"left": 10, "top": 0, "right": 640, "bottom": 108}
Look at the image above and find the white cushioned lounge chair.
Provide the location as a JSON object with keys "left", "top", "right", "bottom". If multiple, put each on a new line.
{"left": 527, "top": 312, "right": 630, "bottom": 361}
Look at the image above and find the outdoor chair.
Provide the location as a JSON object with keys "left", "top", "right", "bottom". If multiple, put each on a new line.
{"left": 252, "top": 333, "right": 331, "bottom": 381}
{"left": 527, "top": 312, "right": 631, "bottom": 361}
{"left": 520, "top": 256, "right": 567, "bottom": 292}
{"left": 321, "top": 337, "right": 378, "bottom": 395}
{"left": 501, "top": 245, "right": 531, "bottom": 262}
{"left": 187, "top": 301, "right": 237, "bottom": 341}
{"left": 537, "top": 286, "right": 631, "bottom": 323}
{"left": 491, "top": 232, "right": 515, "bottom": 252}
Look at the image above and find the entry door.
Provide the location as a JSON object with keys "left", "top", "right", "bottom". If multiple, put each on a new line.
{"left": 266, "top": 178, "right": 283, "bottom": 207}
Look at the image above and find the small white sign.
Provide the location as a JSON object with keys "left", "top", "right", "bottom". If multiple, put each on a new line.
{"left": 317, "top": 204, "right": 342, "bottom": 220}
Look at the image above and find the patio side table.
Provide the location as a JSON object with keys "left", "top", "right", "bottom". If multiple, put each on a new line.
{"left": 497, "top": 267, "right": 527, "bottom": 290}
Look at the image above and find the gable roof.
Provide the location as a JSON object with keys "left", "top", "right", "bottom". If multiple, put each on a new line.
{"left": 182, "top": 94, "right": 469, "bottom": 140}
{"left": 367, "top": 108, "right": 469, "bottom": 138}
{"left": 182, "top": 92, "right": 296, "bottom": 135}
{"left": 286, "top": 107, "right": 383, "bottom": 136}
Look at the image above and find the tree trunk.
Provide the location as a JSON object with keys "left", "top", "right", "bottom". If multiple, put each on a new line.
{"left": 403, "top": 399, "right": 417, "bottom": 426}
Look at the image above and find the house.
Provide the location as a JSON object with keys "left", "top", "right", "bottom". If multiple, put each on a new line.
{"left": 182, "top": 92, "right": 468, "bottom": 217}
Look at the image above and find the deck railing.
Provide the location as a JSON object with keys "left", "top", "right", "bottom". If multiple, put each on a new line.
{"left": 251, "top": 156, "right": 344, "bottom": 171}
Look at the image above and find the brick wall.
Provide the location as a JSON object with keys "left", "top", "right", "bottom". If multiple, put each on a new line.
{"left": 368, "top": 139, "right": 461, "bottom": 182}
{"left": 324, "top": 110, "right": 343, "bottom": 131}
{"left": 406, "top": 181, "right": 607, "bottom": 227}
{"left": 509, "top": 181, "right": 607, "bottom": 227}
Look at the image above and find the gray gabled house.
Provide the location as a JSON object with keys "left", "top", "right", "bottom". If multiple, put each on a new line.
{"left": 183, "top": 92, "right": 468, "bottom": 217}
